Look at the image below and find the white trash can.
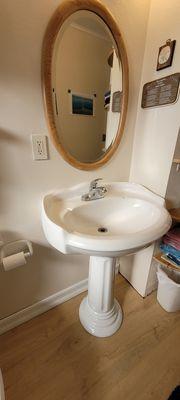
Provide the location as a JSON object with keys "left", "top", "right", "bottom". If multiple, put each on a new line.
{"left": 157, "top": 265, "right": 180, "bottom": 312}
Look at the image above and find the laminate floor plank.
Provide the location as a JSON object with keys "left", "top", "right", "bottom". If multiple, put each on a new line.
{"left": 0, "top": 275, "right": 179, "bottom": 400}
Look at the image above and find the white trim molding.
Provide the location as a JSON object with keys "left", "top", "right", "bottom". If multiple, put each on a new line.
{"left": 0, "top": 279, "right": 88, "bottom": 335}
{"left": 70, "top": 22, "right": 111, "bottom": 42}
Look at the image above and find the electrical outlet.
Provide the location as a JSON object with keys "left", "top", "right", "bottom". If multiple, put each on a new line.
{"left": 31, "top": 134, "right": 48, "bottom": 160}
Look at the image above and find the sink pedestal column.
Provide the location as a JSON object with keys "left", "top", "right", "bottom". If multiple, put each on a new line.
{"left": 79, "top": 256, "right": 122, "bottom": 337}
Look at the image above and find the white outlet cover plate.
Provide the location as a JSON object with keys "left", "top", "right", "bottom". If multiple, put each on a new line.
{"left": 31, "top": 134, "right": 48, "bottom": 160}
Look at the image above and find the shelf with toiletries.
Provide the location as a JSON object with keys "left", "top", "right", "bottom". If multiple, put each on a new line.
{"left": 153, "top": 252, "right": 180, "bottom": 271}
{"left": 155, "top": 132, "right": 180, "bottom": 272}
{"left": 172, "top": 158, "right": 180, "bottom": 171}
{"left": 153, "top": 226, "right": 180, "bottom": 271}
{"left": 173, "top": 158, "right": 180, "bottom": 164}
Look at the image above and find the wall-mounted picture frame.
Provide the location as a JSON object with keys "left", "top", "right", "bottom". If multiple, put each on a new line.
{"left": 68, "top": 91, "right": 95, "bottom": 116}
{"left": 156, "top": 39, "right": 176, "bottom": 71}
{"left": 112, "top": 91, "right": 122, "bottom": 112}
{"left": 141, "top": 73, "right": 180, "bottom": 108}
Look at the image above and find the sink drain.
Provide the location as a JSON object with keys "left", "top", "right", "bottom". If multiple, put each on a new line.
{"left": 98, "top": 227, "right": 108, "bottom": 233}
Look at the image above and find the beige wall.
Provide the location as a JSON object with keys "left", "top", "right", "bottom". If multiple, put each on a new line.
{"left": 0, "top": 0, "right": 150, "bottom": 319}
{"left": 55, "top": 24, "right": 111, "bottom": 162}
{"left": 120, "top": 0, "right": 180, "bottom": 295}
{"left": 130, "top": 0, "right": 180, "bottom": 197}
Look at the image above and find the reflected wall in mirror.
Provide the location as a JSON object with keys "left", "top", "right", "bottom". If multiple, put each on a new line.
{"left": 42, "top": 0, "right": 128, "bottom": 170}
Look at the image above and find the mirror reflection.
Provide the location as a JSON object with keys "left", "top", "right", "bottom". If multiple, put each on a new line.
{"left": 52, "top": 10, "right": 122, "bottom": 163}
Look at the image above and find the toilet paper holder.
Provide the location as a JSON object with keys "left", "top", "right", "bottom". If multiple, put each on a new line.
{"left": 0, "top": 239, "right": 33, "bottom": 264}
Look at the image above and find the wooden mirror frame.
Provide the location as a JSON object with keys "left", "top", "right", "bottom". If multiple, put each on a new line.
{"left": 42, "top": 0, "right": 129, "bottom": 170}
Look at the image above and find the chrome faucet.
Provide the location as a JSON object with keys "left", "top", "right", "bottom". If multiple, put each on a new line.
{"left": 81, "top": 178, "right": 107, "bottom": 201}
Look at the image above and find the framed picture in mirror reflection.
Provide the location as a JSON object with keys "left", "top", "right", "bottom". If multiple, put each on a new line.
{"left": 69, "top": 91, "right": 95, "bottom": 116}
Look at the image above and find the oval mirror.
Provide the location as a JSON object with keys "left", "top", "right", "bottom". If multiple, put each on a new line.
{"left": 42, "top": 0, "right": 128, "bottom": 170}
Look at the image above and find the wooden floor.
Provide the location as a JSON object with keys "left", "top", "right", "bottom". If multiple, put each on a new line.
{"left": 0, "top": 275, "right": 179, "bottom": 400}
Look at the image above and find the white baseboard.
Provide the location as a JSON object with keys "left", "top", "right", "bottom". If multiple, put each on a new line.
{"left": 0, "top": 279, "right": 88, "bottom": 335}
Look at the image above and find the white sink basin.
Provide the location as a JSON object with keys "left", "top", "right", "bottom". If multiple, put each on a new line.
{"left": 42, "top": 182, "right": 171, "bottom": 256}
{"left": 41, "top": 181, "right": 171, "bottom": 338}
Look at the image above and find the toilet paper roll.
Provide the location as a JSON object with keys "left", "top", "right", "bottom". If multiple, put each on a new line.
{"left": 2, "top": 252, "right": 27, "bottom": 271}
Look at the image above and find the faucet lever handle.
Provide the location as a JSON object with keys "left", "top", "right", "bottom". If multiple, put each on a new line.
{"left": 90, "top": 178, "right": 103, "bottom": 190}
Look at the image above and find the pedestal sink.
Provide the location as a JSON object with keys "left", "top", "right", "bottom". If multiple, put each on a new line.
{"left": 41, "top": 182, "right": 171, "bottom": 337}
